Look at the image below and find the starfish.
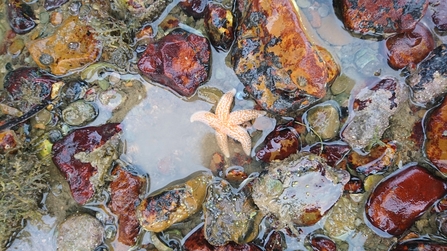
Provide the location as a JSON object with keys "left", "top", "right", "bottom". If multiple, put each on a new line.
{"left": 191, "top": 89, "right": 266, "bottom": 158}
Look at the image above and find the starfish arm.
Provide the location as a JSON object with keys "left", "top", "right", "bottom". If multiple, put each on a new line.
{"left": 229, "top": 109, "right": 266, "bottom": 125}
{"left": 215, "top": 130, "right": 230, "bottom": 158}
{"left": 224, "top": 125, "right": 252, "bottom": 156}
{"left": 190, "top": 111, "right": 221, "bottom": 129}
{"left": 215, "top": 89, "right": 236, "bottom": 121}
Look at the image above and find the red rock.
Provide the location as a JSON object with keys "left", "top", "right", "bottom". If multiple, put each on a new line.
{"left": 264, "top": 231, "right": 286, "bottom": 251}
{"left": 7, "top": 0, "right": 36, "bottom": 34}
{"left": 308, "top": 234, "right": 337, "bottom": 251}
{"left": 51, "top": 123, "right": 122, "bottom": 204}
{"left": 348, "top": 142, "right": 396, "bottom": 175}
{"left": 431, "top": 0, "right": 447, "bottom": 31}
{"left": 390, "top": 239, "right": 447, "bottom": 251}
{"left": 386, "top": 23, "right": 435, "bottom": 70}
{"left": 231, "top": 0, "right": 339, "bottom": 114}
{"left": 308, "top": 142, "right": 351, "bottom": 168}
{"left": 108, "top": 165, "right": 146, "bottom": 246}
{"left": 180, "top": 0, "right": 208, "bottom": 18}
{"left": 255, "top": 121, "right": 302, "bottom": 162}
{"left": 137, "top": 29, "right": 211, "bottom": 97}
{"left": 344, "top": 176, "right": 364, "bottom": 194}
{"left": 425, "top": 96, "right": 447, "bottom": 174}
{"left": 204, "top": 3, "right": 235, "bottom": 51}
{"left": 341, "top": 0, "right": 428, "bottom": 35}
{"left": 184, "top": 227, "right": 262, "bottom": 251}
{"left": 0, "top": 130, "right": 17, "bottom": 153}
{"left": 365, "top": 165, "right": 447, "bottom": 236}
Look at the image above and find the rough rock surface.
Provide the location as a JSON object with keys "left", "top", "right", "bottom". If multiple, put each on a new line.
{"left": 425, "top": 95, "right": 447, "bottom": 175}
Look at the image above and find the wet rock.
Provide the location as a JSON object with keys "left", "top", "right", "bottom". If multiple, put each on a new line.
{"left": 52, "top": 123, "right": 122, "bottom": 204}
{"left": 203, "top": 179, "right": 262, "bottom": 246}
{"left": 113, "top": 0, "right": 173, "bottom": 22}
{"left": 7, "top": 0, "right": 36, "bottom": 34}
{"left": 304, "top": 101, "right": 340, "bottom": 140}
{"left": 56, "top": 214, "right": 104, "bottom": 251}
{"left": 307, "top": 142, "right": 351, "bottom": 168}
{"left": 324, "top": 196, "right": 360, "bottom": 238}
{"left": 425, "top": 96, "right": 447, "bottom": 175}
{"left": 0, "top": 130, "right": 18, "bottom": 153}
{"left": 252, "top": 153, "right": 350, "bottom": 229}
{"left": 341, "top": 78, "right": 407, "bottom": 153}
{"left": 307, "top": 234, "right": 337, "bottom": 251}
{"left": 386, "top": 23, "right": 435, "bottom": 70}
{"left": 431, "top": 0, "right": 447, "bottom": 31}
{"left": 108, "top": 165, "right": 146, "bottom": 246}
{"left": 340, "top": 0, "right": 428, "bottom": 35}
{"left": 27, "top": 16, "right": 102, "bottom": 75}
{"left": 3, "top": 67, "right": 58, "bottom": 113}
{"left": 365, "top": 165, "right": 447, "bottom": 236}
{"left": 62, "top": 100, "right": 98, "bottom": 126}
{"left": 180, "top": 0, "right": 208, "bottom": 19}
{"left": 231, "top": 0, "right": 339, "bottom": 114}
{"left": 136, "top": 172, "right": 211, "bottom": 232}
{"left": 264, "top": 231, "right": 286, "bottom": 250}
{"left": 255, "top": 120, "right": 302, "bottom": 163}
{"left": 344, "top": 176, "right": 364, "bottom": 194}
{"left": 204, "top": 3, "right": 235, "bottom": 51}
{"left": 390, "top": 239, "right": 447, "bottom": 250}
{"left": 406, "top": 44, "right": 447, "bottom": 106}
{"left": 184, "top": 226, "right": 262, "bottom": 251}
{"left": 44, "top": 0, "right": 69, "bottom": 10}
{"left": 347, "top": 141, "right": 397, "bottom": 175}
{"left": 137, "top": 29, "right": 211, "bottom": 97}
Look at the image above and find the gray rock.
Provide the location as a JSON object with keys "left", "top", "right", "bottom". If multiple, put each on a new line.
{"left": 56, "top": 214, "right": 104, "bottom": 251}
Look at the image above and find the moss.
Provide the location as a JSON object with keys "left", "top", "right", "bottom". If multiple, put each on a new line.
{"left": 0, "top": 151, "right": 48, "bottom": 248}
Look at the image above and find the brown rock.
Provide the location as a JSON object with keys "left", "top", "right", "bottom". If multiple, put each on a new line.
{"left": 27, "top": 16, "right": 102, "bottom": 75}
{"left": 137, "top": 29, "right": 211, "bottom": 97}
{"left": 204, "top": 3, "right": 235, "bottom": 51}
{"left": 425, "top": 96, "right": 447, "bottom": 174}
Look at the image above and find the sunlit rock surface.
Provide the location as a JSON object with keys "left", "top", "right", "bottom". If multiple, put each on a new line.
{"left": 252, "top": 153, "right": 349, "bottom": 229}
{"left": 425, "top": 95, "right": 447, "bottom": 175}
{"left": 137, "top": 29, "right": 211, "bottom": 97}
{"left": 347, "top": 141, "right": 397, "bottom": 175}
{"left": 27, "top": 16, "right": 102, "bottom": 75}
{"left": 231, "top": 0, "right": 339, "bottom": 114}
{"left": 340, "top": 0, "right": 428, "bottom": 35}
{"left": 365, "top": 165, "right": 447, "bottom": 236}
{"left": 56, "top": 214, "right": 104, "bottom": 251}
{"left": 406, "top": 44, "right": 447, "bottom": 106}
{"left": 204, "top": 3, "right": 235, "bottom": 51}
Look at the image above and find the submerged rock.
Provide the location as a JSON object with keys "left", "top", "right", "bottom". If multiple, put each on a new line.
{"left": 365, "top": 164, "right": 447, "bottom": 236}
{"left": 406, "top": 44, "right": 447, "bottom": 106}
{"left": 431, "top": 0, "right": 447, "bottom": 31}
{"left": 204, "top": 3, "right": 235, "bottom": 51}
{"left": 341, "top": 78, "right": 407, "bottom": 153}
{"left": 27, "top": 16, "right": 102, "bottom": 75}
{"left": 7, "top": 0, "right": 36, "bottom": 34}
{"left": 425, "top": 96, "right": 447, "bottom": 175}
{"left": 340, "top": 0, "right": 428, "bottom": 35}
{"left": 304, "top": 101, "right": 340, "bottom": 140}
{"left": 137, "top": 29, "right": 211, "bottom": 97}
{"left": 136, "top": 172, "right": 211, "bottom": 232}
{"left": 56, "top": 214, "right": 104, "bottom": 251}
{"left": 52, "top": 123, "right": 122, "bottom": 204}
{"left": 252, "top": 153, "right": 350, "bottom": 229}
{"left": 231, "top": 0, "right": 339, "bottom": 114}
{"left": 62, "top": 100, "right": 98, "bottom": 126}
{"left": 348, "top": 141, "right": 397, "bottom": 175}
{"left": 203, "top": 179, "right": 263, "bottom": 246}
{"left": 390, "top": 239, "right": 447, "bottom": 251}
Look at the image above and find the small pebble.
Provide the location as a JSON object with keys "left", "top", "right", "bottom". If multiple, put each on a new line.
{"left": 7, "top": 39, "right": 25, "bottom": 56}
{"left": 50, "top": 12, "right": 63, "bottom": 25}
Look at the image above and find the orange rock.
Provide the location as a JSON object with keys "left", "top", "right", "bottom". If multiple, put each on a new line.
{"left": 27, "top": 16, "right": 102, "bottom": 75}
{"left": 425, "top": 96, "right": 447, "bottom": 174}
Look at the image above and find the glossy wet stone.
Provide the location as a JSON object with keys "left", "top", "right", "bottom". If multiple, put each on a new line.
{"left": 425, "top": 96, "right": 447, "bottom": 174}
{"left": 56, "top": 214, "right": 104, "bottom": 251}
{"left": 264, "top": 231, "right": 286, "bottom": 250}
{"left": 340, "top": 0, "right": 428, "bottom": 35}
{"left": 231, "top": 0, "right": 339, "bottom": 114}
{"left": 203, "top": 179, "right": 262, "bottom": 246}
{"left": 344, "top": 176, "right": 364, "bottom": 194}
{"left": 44, "top": 0, "right": 69, "bottom": 10}
{"left": 27, "top": 16, "right": 102, "bottom": 75}
{"left": 62, "top": 100, "right": 98, "bottom": 126}
{"left": 255, "top": 120, "right": 302, "bottom": 162}
{"left": 108, "top": 165, "right": 146, "bottom": 246}
{"left": 0, "top": 130, "right": 17, "bottom": 153}
{"left": 308, "top": 142, "right": 351, "bottom": 168}
{"left": 184, "top": 227, "right": 262, "bottom": 251}
{"left": 365, "top": 165, "right": 447, "bottom": 236}
{"left": 431, "top": 0, "right": 447, "bottom": 31}
{"left": 52, "top": 123, "right": 122, "bottom": 204}
{"left": 137, "top": 29, "right": 211, "bottom": 97}
{"left": 304, "top": 101, "right": 340, "bottom": 140}
{"left": 180, "top": 0, "right": 208, "bottom": 19}
{"left": 385, "top": 23, "right": 435, "bottom": 70}
{"left": 406, "top": 44, "right": 447, "bottom": 106}
{"left": 341, "top": 78, "right": 407, "bottom": 152}
{"left": 252, "top": 153, "right": 350, "bottom": 229}
{"left": 136, "top": 172, "right": 211, "bottom": 232}
{"left": 348, "top": 142, "right": 397, "bottom": 175}
{"left": 7, "top": 0, "right": 36, "bottom": 34}
{"left": 204, "top": 3, "right": 235, "bottom": 51}
{"left": 390, "top": 239, "right": 447, "bottom": 250}
{"left": 307, "top": 234, "right": 337, "bottom": 251}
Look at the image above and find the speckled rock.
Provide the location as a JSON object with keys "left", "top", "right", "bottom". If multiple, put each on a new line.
{"left": 114, "top": 0, "right": 173, "bottom": 22}
{"left": 62, "top": 100, "right": 98, "bottom": 126}
{"left": 365, "top": 165, "right": 447, "bottom": 236}
{"left": 348, "top": 141, "right": 397, "bottom": 175}
{"left": 252, "top": 153, "right": 350, "bottom": 229}
{"left": 137, "top": 29, "right": 211, "bottom": 97}
{"left": 431, "top": 0, "right": 447, "bottom": 31}
{"left": 203, "top": 179, "right": 263, "bottom": 246}
{"left": 406, "top": 44, "right": 447, "bottom": 106}
{"left": 390, "top": 239, "right": 447, "bottom": 250}
{"left": 136, "top": 172, "right": 211, "bottom": 232}
{"left": 341, "top": 78, "right": 407, "bottom": 153}
{"left": 304, "top": 101, "right": 340, "bottom": 140}
{"left": 204, "top": 3, "right": 235, "bottom": 51}
{"left": 56, "top": 214, "right": 104, "bottom": 251}
{"left": 27, "top": 16, "right": 102, "bottom": 75}
{"left": 340, "top": 0, "right": 428, "bottom": 35}
{"left": 7, "top": 0, "right": 36, "bottom": 34}
{"left": 425, "top": 95, "right": 447, "bottom": 175}
{"left": 231, "top": 0, "right": 339, "bottom": 114}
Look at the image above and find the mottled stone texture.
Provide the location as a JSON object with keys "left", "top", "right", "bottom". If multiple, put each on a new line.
{"left": 425, "top": 96, "right": 447, "bottom": 175}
